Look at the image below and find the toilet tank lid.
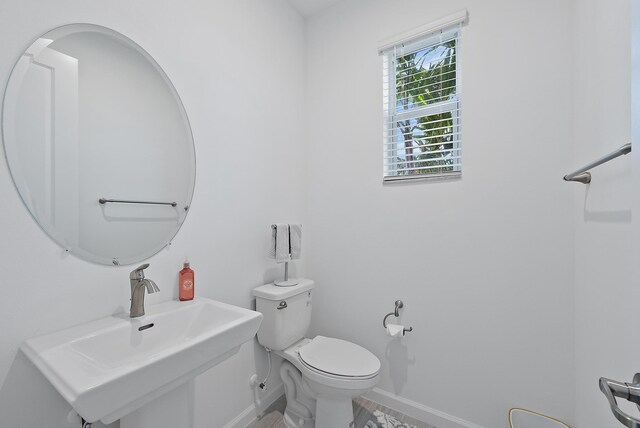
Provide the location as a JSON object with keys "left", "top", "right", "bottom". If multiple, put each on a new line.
{"left": 253, "top": 278, "right": 315, "bottom": 300}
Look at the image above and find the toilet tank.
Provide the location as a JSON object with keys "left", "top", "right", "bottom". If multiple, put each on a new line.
{"left": 253, "top": 278, "right": 315, "bottom": 351}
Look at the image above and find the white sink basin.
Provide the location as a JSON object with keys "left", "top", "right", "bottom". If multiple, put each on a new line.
{"left": 21, "top": 298, "right": 263, "bottom": 424}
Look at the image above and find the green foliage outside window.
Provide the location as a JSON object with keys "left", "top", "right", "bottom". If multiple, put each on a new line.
{"left": 393, "top": 40, "right": 457, "bottom": 176}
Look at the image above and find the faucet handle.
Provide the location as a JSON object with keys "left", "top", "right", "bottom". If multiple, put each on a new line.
{"left": 130, "top": 263, "right": 150, "bottom": 280}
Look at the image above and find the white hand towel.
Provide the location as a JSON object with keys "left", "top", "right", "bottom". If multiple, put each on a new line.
{"left": 268, "top": 226, "right": 276, "bottom": 259}
{"left": 289, "top": 224, "right": 302, "bottom": 260}
{"left": 271, "top": 223, "right": 290, "bottom": 263}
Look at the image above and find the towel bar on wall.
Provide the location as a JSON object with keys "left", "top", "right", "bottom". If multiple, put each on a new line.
{"left": 563, "top": 143, "right": 631, "bottom": 184}
{"left": 99, "top": 198, "right": 178, "bottom": 207}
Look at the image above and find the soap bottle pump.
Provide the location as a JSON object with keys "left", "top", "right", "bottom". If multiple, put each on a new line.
{"left": 179, "top": 258, "right": 194, "bottom": 301}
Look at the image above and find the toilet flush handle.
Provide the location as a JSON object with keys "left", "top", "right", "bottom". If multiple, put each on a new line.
{"left": 277, "top": 301, "right": 287, "bottom": 310}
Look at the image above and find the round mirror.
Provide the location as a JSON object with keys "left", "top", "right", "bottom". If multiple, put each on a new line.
{"left": 2, "top": 24, "right": 195, "bottom": 265}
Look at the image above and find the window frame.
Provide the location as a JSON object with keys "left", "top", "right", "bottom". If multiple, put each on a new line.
{"left": 380, "top": 11, "right": 467, "bottom": 182}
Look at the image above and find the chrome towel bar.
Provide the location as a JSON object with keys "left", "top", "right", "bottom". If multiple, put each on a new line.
{"left": 564, "top": 143, "right": 631, "bottom": 184}
{"left": 99, "top": 198, "right": 178, "bottom": 207}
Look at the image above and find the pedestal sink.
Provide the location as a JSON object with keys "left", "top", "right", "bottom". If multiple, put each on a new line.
{"left": 21, "top": 298, "right": 263, "bottom": 426}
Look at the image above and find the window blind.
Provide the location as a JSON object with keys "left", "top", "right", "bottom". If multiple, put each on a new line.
{"left": 381, "top": 22, "right": 463, "bottom": 181}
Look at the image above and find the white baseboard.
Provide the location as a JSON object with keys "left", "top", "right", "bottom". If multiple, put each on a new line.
{"left": 222, "top": 383, "right": 285, "bottom": 428}
{"left": 364, "top": 388, "right": 485, "bottom": 428}
{"left": 223, "top": 384, "right": 483, "bottom": 428}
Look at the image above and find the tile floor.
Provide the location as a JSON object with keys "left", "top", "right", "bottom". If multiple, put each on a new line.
{"left": 246, "top": 395, "right": 435, "bottom": 428}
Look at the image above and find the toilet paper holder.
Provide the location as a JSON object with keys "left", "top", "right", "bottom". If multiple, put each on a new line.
{"left": 382, "top": 300, "right": 413, "bottom": 334}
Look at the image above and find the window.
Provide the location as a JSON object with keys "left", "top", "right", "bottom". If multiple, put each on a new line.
{"left": 380, "top": 12, "right": 466, "bottom": 181}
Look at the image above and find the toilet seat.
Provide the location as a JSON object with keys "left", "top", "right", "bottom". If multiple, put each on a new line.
{"left": 298, "top": 336, "right": 380, "bottom": 379}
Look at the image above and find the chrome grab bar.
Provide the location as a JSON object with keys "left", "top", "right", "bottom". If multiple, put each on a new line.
{"left": 564, "top": 143, "right": 631, "bottom": 184}
{"left": 600, "top": 374, "right": 640, "bottom": 428}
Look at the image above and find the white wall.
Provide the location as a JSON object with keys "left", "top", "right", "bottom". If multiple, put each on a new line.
{"left": 572, "top": 0, "right": 634, "bottom": 427}
{"left": 305, "top": 0, "right": 576, "bottom": 427}
{"left": 0, "top": 1, "right": 305, "bottom": 427}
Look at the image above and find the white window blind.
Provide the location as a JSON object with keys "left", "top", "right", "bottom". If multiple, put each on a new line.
{"left": 381, "top": 16, "right": 464, "bottom": 181}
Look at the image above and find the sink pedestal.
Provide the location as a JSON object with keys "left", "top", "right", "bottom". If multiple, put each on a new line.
{"left": 121, "top": 381, "right": 194, "bottom": 428}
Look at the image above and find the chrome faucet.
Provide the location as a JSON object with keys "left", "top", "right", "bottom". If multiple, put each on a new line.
{"left": 129, "top": 263, "right": 159, "bottom": 318}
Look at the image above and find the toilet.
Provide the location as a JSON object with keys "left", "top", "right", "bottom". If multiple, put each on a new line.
{"left": 253, "top": 278, "right": 380, "bottom": 428}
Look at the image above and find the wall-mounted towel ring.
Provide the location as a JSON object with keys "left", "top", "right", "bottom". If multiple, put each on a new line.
{"left": 383, "top": 300, "right": 413, "bottom": 335}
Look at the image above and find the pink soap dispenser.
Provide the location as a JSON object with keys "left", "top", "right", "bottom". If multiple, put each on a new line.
{"left": 179, "top": 258, "right": 194, "bottom": 301}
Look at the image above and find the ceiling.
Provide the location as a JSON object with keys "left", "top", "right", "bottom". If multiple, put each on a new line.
{"left": 286, "top": 0, "right": 345, "bottom": 17}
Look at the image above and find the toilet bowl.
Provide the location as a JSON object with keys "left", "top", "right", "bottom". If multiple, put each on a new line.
{"left": 253, "top": 279, "right": 380, "bottom": 428}
{"left": 277, "top": 337, "right": 380, "bottom": 428}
